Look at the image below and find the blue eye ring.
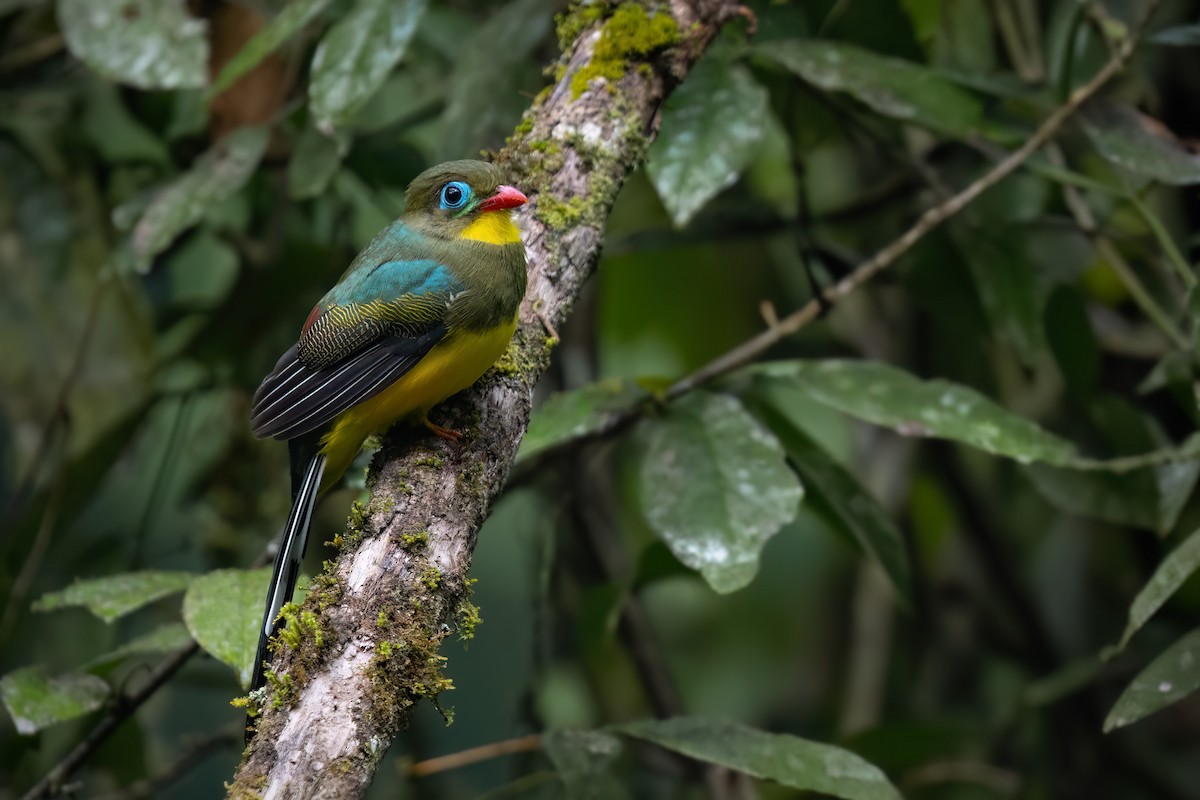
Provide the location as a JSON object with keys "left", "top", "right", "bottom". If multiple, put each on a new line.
{"left": 439, "top": 181, "right": 471, "bottom": 211}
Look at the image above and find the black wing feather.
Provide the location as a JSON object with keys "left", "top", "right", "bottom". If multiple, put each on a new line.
{"left": 250, "top": 325, "right": 447, "bottom": 440}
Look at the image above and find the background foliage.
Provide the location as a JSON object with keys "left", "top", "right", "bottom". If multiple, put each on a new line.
{"left": 2, "top": 0, "right": 1200, "bottom": 797}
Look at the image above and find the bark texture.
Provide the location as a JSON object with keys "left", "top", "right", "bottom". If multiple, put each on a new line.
{"left": 230, "top": 2, "right": 737, "bottom": 796}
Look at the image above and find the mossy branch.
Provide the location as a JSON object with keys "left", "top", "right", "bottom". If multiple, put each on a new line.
{"left": 228, "top": 2, "right": 741, "bottom": 797}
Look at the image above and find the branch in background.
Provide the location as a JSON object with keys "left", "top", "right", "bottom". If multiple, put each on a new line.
{"left": 533, "top": 14, "right": 1151, "bottom": 461}
{"left": 19, "top": 641, "right": 201, "bottom": 800}
{"left": 228, "top": 2, "right": 742, "bottom": 796}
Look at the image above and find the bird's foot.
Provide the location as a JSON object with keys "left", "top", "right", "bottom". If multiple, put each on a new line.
{"left": 422, "top": 416, "right": 464, "bottom": 443}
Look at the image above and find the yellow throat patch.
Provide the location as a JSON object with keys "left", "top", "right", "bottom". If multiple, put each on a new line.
{"left": 460, "top": 211, "right": 521, "bottom": 245}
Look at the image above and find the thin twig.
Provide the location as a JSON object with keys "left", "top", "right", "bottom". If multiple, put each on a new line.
{"left": 1046, "top": 144, "right": 1190, "bottom": 350}
{"left": 405, "top": 734, "right": 542, "bottom": 778}
{"left": 531, "top": 21, "right": 1146, "bottom": 462}
{"left": 667, "top": 26, "right": 1137, "bottom": 400}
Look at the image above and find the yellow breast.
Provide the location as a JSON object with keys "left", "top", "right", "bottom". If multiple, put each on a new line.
{"left": 459, "top": 211, "right": 522, "bottom": 245}
{"left": 316, "top": 316, "right": 518, "bottom": 492}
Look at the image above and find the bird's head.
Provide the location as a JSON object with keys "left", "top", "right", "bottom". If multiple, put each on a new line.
{"left": 404, "top": 160, "right": 527, "bottom": 245}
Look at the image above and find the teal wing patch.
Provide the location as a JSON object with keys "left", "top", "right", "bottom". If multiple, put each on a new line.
{"left": 297, "top": 259, "right": 462, "bottom": 370}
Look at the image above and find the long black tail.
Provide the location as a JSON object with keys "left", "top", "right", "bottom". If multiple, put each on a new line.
{"left": 249, "top": 440, "right": 325, "bottom": 713}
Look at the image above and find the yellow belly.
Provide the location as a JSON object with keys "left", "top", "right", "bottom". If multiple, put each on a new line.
{"left": 317, "top": 317, "right": 518, "bottom": 492}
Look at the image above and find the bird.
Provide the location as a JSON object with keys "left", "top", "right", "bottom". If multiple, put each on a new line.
{"left": 246, "top": 159, "right": 528, "bottom": 705}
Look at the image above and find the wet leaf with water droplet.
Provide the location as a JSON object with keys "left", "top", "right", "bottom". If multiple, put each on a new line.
{"left": 1082, "top": 102, "right": 1200, "bottom": 186}
{"left": 1112, "top": 528, "right": 1200, "bottom": 654}
{"left": 309, "top": 0, "right": 428, "bottom": 131}
{"left": 183, "top": 567, "right": 273, "bottom": 688}
{"left": 33, "top": 571, "right": 194, "bottom": 623}
{"left": 647, "top": 56, "right": 769, "bottom": 227}
{"left": 754, "top": 39, "right": 982, "bottom": 138}
{"left": 615, "top": 717, "right": 901, "bottom": 800}
{"left": 636, "top": 392, "right": 803, "bottom": 593}
{"left": 758, "top": 360, "right": 1077, "bottom": 465}
{"left": 59, "top": 0, "right": 209, "bottom": 90}
{"left": 0, "top": 668, "right": 109, "bottom": 735}
{"left": 544, "top": 729, "right": 629, "bottom": 800}
{"left": 1105, "top": 627, "right": 1200, "bottom": 732}
{"left": 131, "top": 126, "right": 269, "bottom": 272}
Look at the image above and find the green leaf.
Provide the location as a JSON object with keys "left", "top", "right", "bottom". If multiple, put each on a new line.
{"left": 749, "top": 397, "right": 912, "bottom": 610}
{"left": 1082, "top": 102, "right": 1200, "bottom": 186}
{"left": 434, "top": 0, "right": 552, "bottom": 161}
{"left": 209, "top": 0, "right": 334, "bottom": 97}
{"left": 1105, "top": 627, "right": 1200, "bottom": 732}
{"left": 959, "top": 229, "right": 1045, "bottom": 364}
{"left": 761, "top": 360, "right": 1077, "bottom": 465}
{"left": 518, "top": 380, "right": 649, "bottom": 462}
{"left": 646, "top": 58, "right": 769, "bottom": 227}
{"left": 164, "top": 230, "right": 241, "bottom": 308}
{"left": 59, "top": 0, "right": 209, "bottom": 90}
{"left": 309, "top": 0, "right": 428, "bottom": 131}
{"left": 131, "top": 126, "right": 269, "bottom": 272}
{"left": 1045, "top": 286, "right": 1100, "bottom": 396}
{"left": 543, "top": 729, "right": 629, "bottom": 800}
{"left": 636, "top": 392, "right": 804, "bottom": 593}
{"left": 1113, "top": 529, "right": 1200, "bottom": 653}
{"left": 84, "top": 623, "right": 194, "bottom": 670}
{"left": 287, "top": 125, "right": 351, "bottom": 200}
{"left": 616, "top": 717, "right": 902, "bottom": 800}
{"left": 755, "top": 39, "right": 982, "bottom": 138}
{"left": 33, "top": 571, "right": 193, "bottom": 623}
{"left": 0, "top": 668, "right": 109, "bottom": 735}
{"left": 1025, "top": 464, "right": 1160, "bottom": 529}
{"left": 82, "top": 80, "right": 171, "bottom": 165}
{"left": 182, "top": 567, "right": 273, "bottom": 688}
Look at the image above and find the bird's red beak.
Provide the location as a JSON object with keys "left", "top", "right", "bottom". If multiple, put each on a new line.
{"left": 479, "top": 185, "right": 528, "bottom": 212}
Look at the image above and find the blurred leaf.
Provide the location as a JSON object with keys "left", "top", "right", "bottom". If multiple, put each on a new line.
{"left": 749, "top": 398, "right": 912, "bottom": 609}
{"left": 646, "top": 58, "right": 769, "bottom": 227}
{"left": 1149, "top": 24, "right": 1200, "bottom": 46}
{"left": 1112, "top": 528, "right": 1200, "bottom": 654}
{"left": 82, "top": 80, "right": 170, "bottom": 165}
{"left": 759, "top": 360, "right": 1077, "bottom": 465}
{"left": 59, "top": 0, "right": 208, "bottom": 90}
{"left": 288, "top": 125, "right": 350, "bottom": 199}
{"left": 33, "top": 571, "right": 193, "bottom": 623}
{"left": 616, "top": 717, "right": 902, "bottom": 800}
{"left": 209, "top": 0, "right": 333, "bottom": 97}
{"left": 350, "top": 65, "right": 443, "bottom": 132}
{"left": 83, "top": 622, "right": 193, "bottom": 670}
{"left": 309, "top": 0, "right": 428, "bottom": 131}
{"left": 0, "top": 667, "right": 110, "bottom": 735}
{"left": 1045, "top": 286, "right": 1100, "bottom": 396}
{"left": 182, "top": 567, "right": 271, "bottom": 688}
{"left": 1105, "top": 627, "right": 1200, "bottom": 732}
{"left": 755, "top": 39, "right": 982, "bottom": 138}
{"left": 959, "top": 229, "right": 1044, "bottom": 364}
{"left": 1082, "top": 102, "right": 1200, "bottom": 186}
{"left": 131, "top": 126, "right": 269, "bottom": 272}
{"left": 636, "top": 392, "right": 803, "bottom": 593}
{"left": 1026, "top": 464, "right": 1160, "bottom": 529}
{"left": 435, "top": 0, "right": 550, "bottom": 161}
{"left": 164, "top": 229, "right": 240, "bottom": 308}
{"left": 518, "top": 380, "right": 649, "bottom": 462}
{"left": 543, "top": 729, "right": 629, "bottom": 800}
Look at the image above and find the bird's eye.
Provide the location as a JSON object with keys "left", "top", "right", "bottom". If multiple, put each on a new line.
{"left": 439, "top": 181, "right": 470, "bottom": 210}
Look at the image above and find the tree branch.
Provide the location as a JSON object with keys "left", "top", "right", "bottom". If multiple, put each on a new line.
{"left": 229, "top": 2, "right": 740, "bottom": 796}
